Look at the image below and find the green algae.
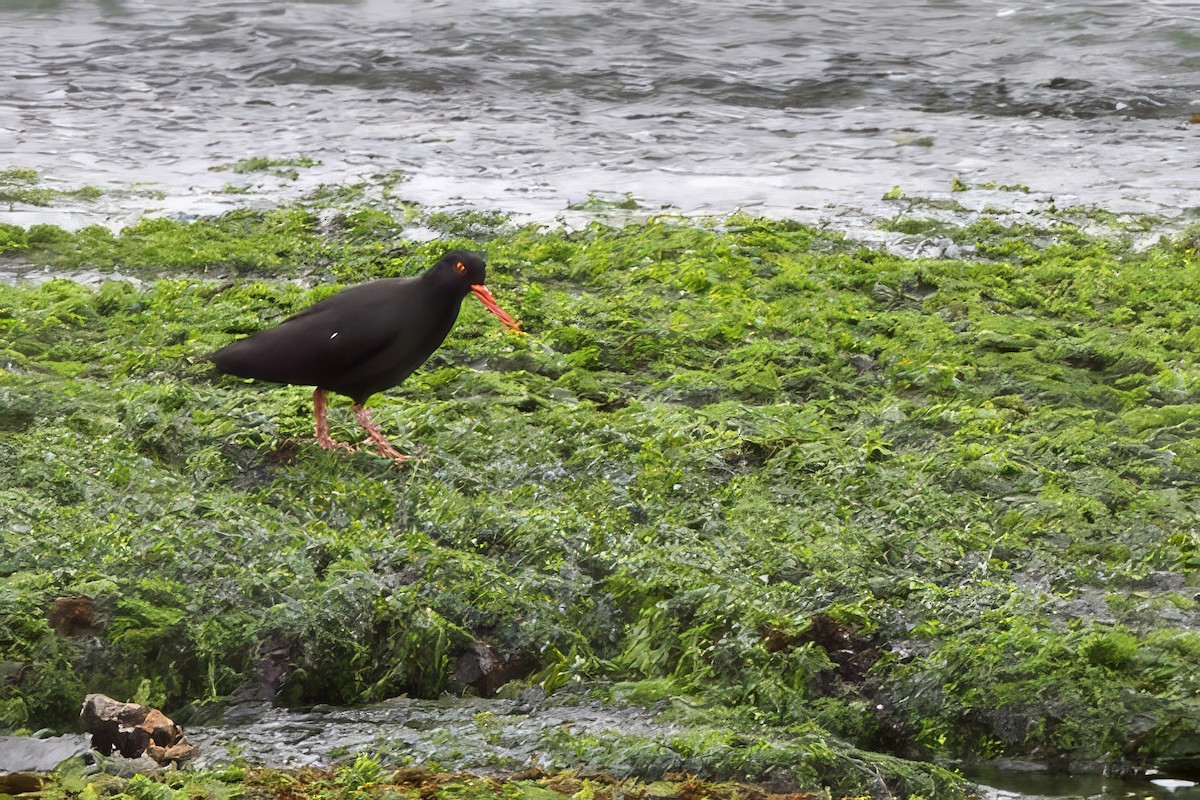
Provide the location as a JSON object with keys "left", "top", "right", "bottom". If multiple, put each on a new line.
{"left": 0, "top": 209, "right": 330, "bottom": 274}
{"left": 1, "top": 168, "right": 58, "bottom": 208}
{"left": 2, "top": 201, "right": 1200, "bottom": 794}
{"left": 0, "top": 169, "right": 104, "bottom": 211}
{"left": 567, "top": 193, "right": 642, "bottom": 212}
{"left": 210, "top": 156, "right": 322, "bottom": 182}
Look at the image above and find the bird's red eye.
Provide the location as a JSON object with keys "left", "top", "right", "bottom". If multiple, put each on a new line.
{"left": 455, "top": 262, "right": 467, "bottom": 273}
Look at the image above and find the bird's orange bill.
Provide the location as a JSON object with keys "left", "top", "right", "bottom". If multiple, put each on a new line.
{"left": 470, "top": 284, "right": 522, "bottom": 332}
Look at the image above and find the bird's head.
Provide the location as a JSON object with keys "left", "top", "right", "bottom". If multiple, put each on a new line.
{"left": 435, "top": 250, "right": 522, "bottom": 332}
{"left": 437, "top": 249, "right": 489, "bottom": 287}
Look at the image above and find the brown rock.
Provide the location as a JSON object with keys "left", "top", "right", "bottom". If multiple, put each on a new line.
{"left": 0, "top": 773, "right": 44, "bottom": 794}
{"left": 140, "top": 709, "right": 181, "bottom": 747}
{"left": 79, "top": 694, "right": 194, "bottom": 764}
{"left": 48, "top": 597, "right": 99, "bottom": 637}
{"left": 145, "top": 742, "right": 198, "bottom": 765}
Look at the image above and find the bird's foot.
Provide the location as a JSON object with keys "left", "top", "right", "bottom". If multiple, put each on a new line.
{"left": 312, "top": 388, "right": 353, "bottom": 452}
{"left": 352, "top": 403, "right": 415, "bottom": 464}
{"left": 315, "top": 432, "right": 354, "bottom": 452}
{"left": 358, "top": 437, "right": 413, "bottom": 463}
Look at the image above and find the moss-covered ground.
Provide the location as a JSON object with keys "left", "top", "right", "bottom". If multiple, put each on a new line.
{"left": 2, "top": 181, "right": 1200, "bottom": 798}
{"left": 17, "top": 755, "right": 882, "bottom": 800}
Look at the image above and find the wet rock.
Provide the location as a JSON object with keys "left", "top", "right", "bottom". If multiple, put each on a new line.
{"left": 0, "top": 733, "right": 90, "bottom": 772}
{"left": 223, "top": 644, "right": 294, "bottom": 706}
{"left": 80, "top": 694, "right": 197, "bottom": 764}
{"left": 513, "top": 685, "right": 547, "bottom": 714}
{"left": 185, "top": 691, "right": 678, "bottom": 773}
{"left": 86, "top": 751, "right": 166, "bottom": 777}
{"left": 1155, "top": 729, "right": 1200, "bottom": 775}
{"left": 209, "top": 699, "right": 278, "bottom": 728}
{"left": 452, "top": 640, "right": 537, "bottom": 696}
{"left": 1129, "top": 571, "right": 1186, "bottom": 592}
{"left": 842, "top": 351, "right": 879, "bottom": 374}
{"left": 913, "top": 237, "right": 962, "bottom": 260}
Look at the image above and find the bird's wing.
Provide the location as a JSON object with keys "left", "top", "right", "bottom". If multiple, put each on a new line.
{"left": 213, "top": 282, "right": 413, "bottom": 387}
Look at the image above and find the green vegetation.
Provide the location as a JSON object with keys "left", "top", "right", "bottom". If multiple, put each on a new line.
{"left": 0, "top": 168, "right": 104, "bottom": 209}
{"left": 209, "top": 156, "right": 323, "bottom": 182}
{"left": 24, "top": 755, "right": 942, "bottom": 800}
{"left": 0, "top": 208, "right": 327, "bottom": 271}
{"left": 2, "top": 197, "right": 1200, "bottom": 796}
{"left": 977, "top": 182, "right": 1031, "bottom": 193}
{"left": 567, "top": 193, "right": 642, "bottom": 212}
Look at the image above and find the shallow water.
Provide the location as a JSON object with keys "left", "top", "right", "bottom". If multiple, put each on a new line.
{"left": 184, "top": 695, "right": 681, "bottom": 774}
{"left": 967, "top": 764, "right": 1200, "bottom": 800}
{"left": 2, "top": 0, "right": 1198, "bottom": 229}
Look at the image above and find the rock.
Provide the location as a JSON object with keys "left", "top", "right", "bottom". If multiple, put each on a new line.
{"left": 226, "top": 645, "right": 293, "bottom": 705}
{"left": 140, "top": 709, "right": 179, "bottom": 746}
{"left": 79, "top": 694, "right": 195, "bottom": 764}
{"left": 1156, "top": 728, "right": 1200, "bottom": 775}
{"left": 1130, "top": 571, "right": 1186, "bottom": 591}
{"left": 452, "top": 641, "right": 537, "bottom": 696}
{"left": 145, "top": 741, "right": 199, "bottom": 765}
{"left": 0, "top": 772, "right": 44, "bottom": 793}
{"left": 513, "top": 685, "right": 547, "bottom": 714}
{"left": 87, "top": 752, "right": 164, "bottom": 777}
{"left": 914, "top": 237, "right": 961, "bottom": 260}
{"left": 0, "top": 733, "right": 91, "bottom": 772}
{"left": 47, "top": 597, "right": 100, "bottom": 637}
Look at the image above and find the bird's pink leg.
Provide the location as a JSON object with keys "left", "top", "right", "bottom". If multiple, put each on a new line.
{"left": 312, "top": 387, "right": 352, "bottom": 451}
{"left": 352, "top": 403, "right": 410, "bottom": 463}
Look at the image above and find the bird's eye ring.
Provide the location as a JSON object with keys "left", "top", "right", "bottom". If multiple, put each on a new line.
{"left": 455, "top": 262, "right": 467, "bottom": 273}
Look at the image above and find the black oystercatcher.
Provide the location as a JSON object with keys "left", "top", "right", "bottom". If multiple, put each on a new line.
{"left": 212, "top": 250, "right": 521, "bottom": 461}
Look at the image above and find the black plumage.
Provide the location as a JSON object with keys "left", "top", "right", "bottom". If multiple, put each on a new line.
{"left": 212, "top": 250, "right": 520, "bottom": 461}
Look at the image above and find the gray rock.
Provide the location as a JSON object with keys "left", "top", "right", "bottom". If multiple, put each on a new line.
{"left": 0, "top": 734, "right": 91, "bottom": 773}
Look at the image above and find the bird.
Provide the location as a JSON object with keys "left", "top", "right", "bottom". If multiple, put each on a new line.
{"left": 212, "top": 250, "right": 521, "bottom": 462}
